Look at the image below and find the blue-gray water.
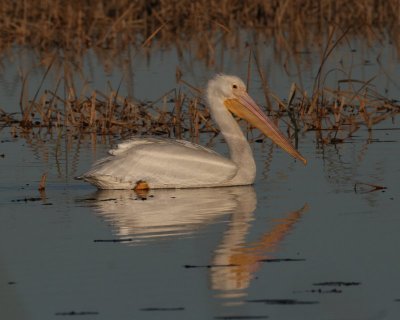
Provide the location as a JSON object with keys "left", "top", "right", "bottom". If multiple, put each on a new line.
{"left": 0, "top": 39, "right": 400, "bottom": 320}
{"left": 0, "top": 118, "right": 399, "bottom": 319}
{"left": 1, "top": 38, "right": 400, "bottom": 114}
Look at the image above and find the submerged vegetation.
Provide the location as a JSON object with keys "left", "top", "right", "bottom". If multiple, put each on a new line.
{"left": 0, "top": 0, "right": 399, "bottom": 145}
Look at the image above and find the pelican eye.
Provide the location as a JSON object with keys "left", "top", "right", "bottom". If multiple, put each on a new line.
{"left": 232, "top": 84, "right": 238, "bottom": 89}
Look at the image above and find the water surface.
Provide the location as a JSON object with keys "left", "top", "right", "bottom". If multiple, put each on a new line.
{"left": 0, "top": 115, "right": 399, "bottom": 319}
{"left": 0, "top": 34, "right": 400, "bottom": 319}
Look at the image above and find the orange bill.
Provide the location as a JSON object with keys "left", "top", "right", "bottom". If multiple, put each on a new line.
{"left": 224, "top": 90, "right": 307, "bottom": 165}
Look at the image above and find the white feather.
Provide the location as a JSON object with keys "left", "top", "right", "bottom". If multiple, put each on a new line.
{"left": 81, "top": 137, "right": 238, "bottom": 189}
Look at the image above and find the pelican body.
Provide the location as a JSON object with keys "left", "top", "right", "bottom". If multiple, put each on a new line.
{"left": 79, "top": 74, "right": 306, "bottom": 189}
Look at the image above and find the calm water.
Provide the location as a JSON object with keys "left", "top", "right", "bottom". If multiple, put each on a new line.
{"left": 0, "top": 117, "right": 399, "bottom": 320}
{"left": 0, "top": 40, "right": 400, "bottom": 320}
{"left": 1, "top": 38, "right": 400, "bottom": 113}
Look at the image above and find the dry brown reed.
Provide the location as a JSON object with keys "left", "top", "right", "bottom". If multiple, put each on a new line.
{"left": 5, "top": 82, "right": 215, "bottom": 140}
{"left": 2, "top": 74, "right": 399, "bottom": 146}
{"left": 1, "top": 0, "right": 400, "bottom": 65}
{"left": 276, "top": 81, "right": 400, "bottom": 145}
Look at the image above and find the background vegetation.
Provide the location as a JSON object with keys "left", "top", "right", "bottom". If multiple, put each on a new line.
{"left": 0, "top": 0, "right": 399, "bottom": 145}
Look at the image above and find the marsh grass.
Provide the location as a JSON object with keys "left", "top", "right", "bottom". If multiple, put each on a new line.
{"left": 7, "top": 81, "right": 215, "bottom": 139}
{"left": 3, "top": 70, "right": 399, "bottom": 146}
{"left": 1, "top": 0, "right": 400, "bottom": 64}
{"left": 1, "top": 0, "right": 400, "bottom": 146}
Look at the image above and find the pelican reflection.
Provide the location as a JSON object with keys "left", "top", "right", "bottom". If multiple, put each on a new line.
{"left": 88, "top": 186, "right": 255, "bottom": 241}
{"left": 86, "top": 187, "right": 307, "bottom": 301}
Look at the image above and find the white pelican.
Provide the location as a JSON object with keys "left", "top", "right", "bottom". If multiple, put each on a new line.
{"left": 78, "top": 74, "right": 306, "bottom": 190}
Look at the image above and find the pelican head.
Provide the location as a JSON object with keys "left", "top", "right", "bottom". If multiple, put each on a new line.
{"left": 206, "top": 74, "right": 247, "bottom": 100}
{"left": 207, "top": 74, "right": 307, "bottom": 165}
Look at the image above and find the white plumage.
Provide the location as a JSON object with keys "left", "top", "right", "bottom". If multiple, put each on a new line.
{"left": 81, "top": 138, "right": 237, "bottom": 189}
{"left": 78, "top": 74, "right": 306, "bottom": 189}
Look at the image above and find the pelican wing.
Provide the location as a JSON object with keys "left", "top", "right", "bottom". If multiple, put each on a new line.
{"left": 81, "top": 138, "right": 238, "bottom": 189}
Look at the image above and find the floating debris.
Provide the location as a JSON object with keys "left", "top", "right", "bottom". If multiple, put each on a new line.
{"left": 93, "top": 238, "right": 133, "bottom": 243}
{"left": 258, "top": 258, "right": 305, "bottom": 263}
{"left": 99, "top": 198, "right": 117, "bottom": 202}
{"left": 354, "top": 182, "right": 387, "bottom": 193}
{"left": 54, "top": 311, "right": 99, "bottom": 316}
{"left": 294, "top": 288, "right": 342, "bottom": 294}
{"left": 313, "top": 281, "right": 361, "bottom": 287}
{"left": 140, "top": 307, "right": 185, "bottom": 311}
{"left": 79, "top": 198, "right": 97, "bottom": 202}
{"left": 246, "top": 299, "right": 318, "bottom": 305}
{"left": 11, "top": 197, "right": 42, "bottom": 202}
